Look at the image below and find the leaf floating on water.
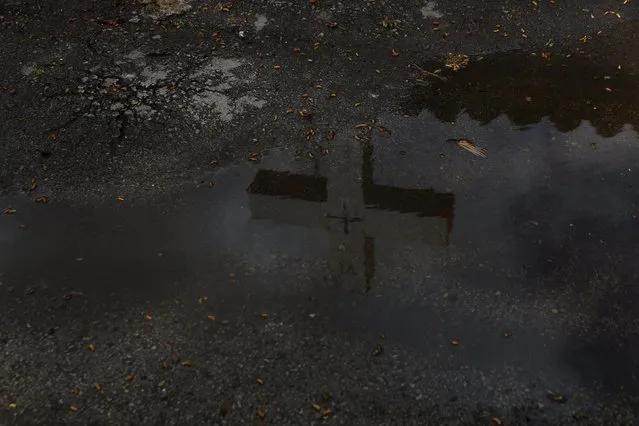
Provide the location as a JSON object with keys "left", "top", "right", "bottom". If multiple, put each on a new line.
{"left": 372, "top": 343, "right": 384, "bottom": 356}
{"left": 456, "top": 139, "right": 487, "bottom": 158}
{"left": 547, "top": 392, "right": 567, "bottom": 403}
{"left": 445, "top": 53, "right": 469, "bottom": 71}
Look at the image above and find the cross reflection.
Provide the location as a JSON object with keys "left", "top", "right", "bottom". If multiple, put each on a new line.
{"left": 247, "top": 136, "right": 455, "bottom": 293}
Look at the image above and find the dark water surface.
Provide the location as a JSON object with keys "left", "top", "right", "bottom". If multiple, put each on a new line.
{"left": 1, "top": 50, "right": 638, "bottom": 421}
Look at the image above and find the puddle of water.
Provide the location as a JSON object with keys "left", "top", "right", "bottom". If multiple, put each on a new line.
{"left": 2, "top": 49, "right": 639, "bottom": 398}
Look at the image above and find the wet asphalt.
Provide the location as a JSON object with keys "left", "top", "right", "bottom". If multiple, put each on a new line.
{"left": 1, "top": 0, "right": 639, "bottom": 425}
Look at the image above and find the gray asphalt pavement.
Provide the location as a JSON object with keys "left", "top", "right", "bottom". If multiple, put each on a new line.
{"left": 1, "top": 0, "right": 639, "bottom": 424}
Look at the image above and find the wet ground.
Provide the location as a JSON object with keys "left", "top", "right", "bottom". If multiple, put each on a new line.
{"left": 2, "top": 0, "right": 639, "bottom": 425}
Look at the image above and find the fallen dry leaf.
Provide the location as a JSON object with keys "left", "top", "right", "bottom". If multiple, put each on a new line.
{"left": 451, "top": 340, "right": 460, "bottom": 346}
{"left": 391, "top": 48, "right": 399, "bottom": 57}
{"left": 8, "top": 403, "right": 17, "bottom": 409}
{"left": 259, "top": 313, "right": 268, "bottom": 318}
{"left": 145, "top": 314, "right": 153, "bottom": 321}
{"left": 126, "top": 374, "right": 135, "bottom": 382}
{"left": 326, "top": 130, "right": 335, "bottom": 141}
{"left": 2, "top": 208, "right": 17, "bottom": 215}
{"left": 116, "top": 196, "right": 125, "bottom": 202}
{"left": 35, "top": 196, "right": 49, "bottom": 204}
{"left": 445, "top": 53, "right": 469, "bottom": 71}
{"left": 30, "top": 178, "right": 37, "bottom": 191}
{"left": 456, "top": 139, "right": 487, "bottom": 158}
{"left": 88, "top": 343, "right": 96, "bottom": 351}
{"left": 69, "top": 404, "right": 78, "bottom": 412}
{"left": 95, "top": 383, "right": 102, "bottom": 391}
{"left": 491, "top": 417, "right": 503, "bottom": 425}
{"left": 248, "top": 153, "right": 259, "bottom": 162}
{"left": 208, "top": 314, "right": 217, "bottom": 321}
{"left": 257, "top": 410, "right": 265, "bottom": 419}
{"left": 372, "top": 343, "right": 384, "bottom": 356}
{"left": 312, "top": 402, "right": 322, "bottom": 411}
{"left": 257, "top": 377, "right": 265, "bottom": 385}
{"left": 323, "top": 408, "right": 333, "bottom": 417}
{"left": 299, "top": 109, "right": 313, "bottom": 118}
{"left": 181, "top": 360, "right": 193, "bottom": 367}
{"left": 547, "top": 392, "right": 567, "bottom": 403}
{"left": 198, "top": 296, "right": 208, "bottom": 304}
{"left": 355, "top": 123, "right": 369, "bottom": 129}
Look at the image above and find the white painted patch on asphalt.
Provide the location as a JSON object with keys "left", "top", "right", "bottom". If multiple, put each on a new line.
{"left": 125, "top": 49, "right": 145, "bottom": 61}
{"left": 21, "top": 65, "right": 36, "bottom": 76}
{"left": 189, "top": 57, "right": 266, "bottom": 123}
{"left": 254, "top": 14, "right": 268, "bottom": 32}
{"left": 140, "top": 66, "right": 168, "bottom": 87}
{"left": 421, "top": 1, "right": 443, "bottom": 19}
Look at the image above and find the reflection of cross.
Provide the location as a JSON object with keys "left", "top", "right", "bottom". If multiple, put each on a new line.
{"left": 247, "top": 137, "right": 454, "bottom": 293}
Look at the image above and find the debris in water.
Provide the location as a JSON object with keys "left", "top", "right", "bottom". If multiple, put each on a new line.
{"left": 547, "top": 392, "right": 568, "bottom": 403}
{"left": 372, "top": 343, "right": 384, "bottom": 356}
{"left": 445, "top": 53, "right": 469, "bottom": 71}
{"left": 448, "top": 138, "right": 487, "bottom": 158}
